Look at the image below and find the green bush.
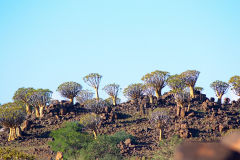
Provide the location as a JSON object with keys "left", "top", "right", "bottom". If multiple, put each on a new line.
{"left": 0, "top": 147, "right": 35, "bottom": 160}
{"left": 49, "top": 122, "right": 94, "bottom": 160}
{"left": 152, "top": 135, "right": 182, "bottom": 160}
{"left": 78, "top": 131, "right": 134, "bottom": 160}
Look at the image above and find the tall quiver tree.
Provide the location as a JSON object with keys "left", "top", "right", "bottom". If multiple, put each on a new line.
{"left": 83, "top": 73, "right": 102, "bottom": 101}
{"left": 210, "top": 80, "right": 229, "bottom": 104}
{"left": 0, "top": 102, "right": 26, "bottom": 141}
{"left": 76, "top": 90, "right": 94, "bottom": 105}
{"left": 103, "top": 83, "right": 121, "bottom": 106}
{"left": 123, "top": 83, "right": 144, "bottom": 100}
{"left": 57, "top": 81, "right": 82, "bottom": 104}
{"left": 167, "top": 75, "right": 188, "bottom": 117}
{"left": 229, "top": 76, "right": 240, "bottom": 97}
{"left": 31, "top": 89, "right": 52, "bottom": 118}
{"left": 141, "top": 70, "right": 169, "bottom": 99}
{"left": 181, "top": 70, "right": 200, "bottom": 98}
{"left": 143, "top": 84, "right": 155, "bottom": 104}
{"left": 13, "top": 87, "right": 35, "bottom": 115}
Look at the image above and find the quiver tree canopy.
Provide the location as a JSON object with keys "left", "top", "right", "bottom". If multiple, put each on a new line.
{"left": 180, "top": 70, "right": 200, "bottom": 98}
{"left": 79, "top": 113, "right": 101, "bottom": 139}
{"left": 0, "top": 102, "right": 26, "bottom": 141}
{"left": 143, "top": 84, "right": 155, "bottom": 104}
{"left": 210, "top": 80, "right": 229, "bottom": 103}
{"left": 76, "top": 90, "right": 94, "bottom": 105}
{"left": 83, "top": 73, "right": 102, "bottom": 101}
{"left": 167, "top": 74, "right": 187, "bottom": 92}
{"left": 150, "top": 108, "right": 169, "bottom": 141}
{"left": 229, "top": 75, "right": 240, "bottom": 96}
{"left": 195, "top": 87, "right": 204, "bottom": 92}
{"left": 30, "top": 89, "right": 52, "bottom": 118}
{"left": 84, "top": 98, "right": 110, "bottom": 114}
{"left": 103, "top": 83, "right": 121, "bottom": 106}
{"left": 13, "top": 87, "right": 35, "bottom": 115}
{"left": 57, "top": 81, "right": 82, "bottom": 103}
{"left": 141, "top": 70, "right": 169, "bottom": 99}
{"left": 123, "top": 83, "right": 144, "bottom": 100}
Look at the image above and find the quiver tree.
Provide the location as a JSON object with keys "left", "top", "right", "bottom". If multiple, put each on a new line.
{"left": 13, "top": 87, "right": 35, "bottom": 115}
{"left": 167, "top": 75, "right": 188, "bottom": 117}
{"left": 150, "top": 108, "right": 169, "bottom": 141}
{"left": 103, "top": 83, "right": 121, "bottom": 106}
{"left": 0, "top": 102, "right": 26, "bottom": 141}
{"left": 79, "top": 113, "right": 101, "bottom": 139}
{"left": 30, "top": 89, "right": 52, "bottom": 118}
{"left": 83, "top": 73, "right": 102, "bottom": 101}
{"left": 123, "top": 83, "right": 144, "bottom": 100}
{"left": 195, "top": 87, "right": 204, "bottom": 93}
{"left": 180, "top": 70, "right": 200, "bottom": 98}
{"left": 229, "top": 76, "right": 240, "bottom": 96}
{"left": 210, "top": 80, "right": 229, "bottom": 104}
{"left": 141, "top": 70, "right": 169, "bottom": 99}
{"left": 76, "top": 90, "right": 94, "bottom": 105}
{"left": 57, "top": 81, "right": 82, "bottom": 104}
{"left": 84, "top": 98, "right": 110, "bottom": 114}
{"left": 173, "top": 90, "right": 190, "bottom": 117}
{"left": 143, "top": 84, "right": 155, "bottom": 104}
{"left": 105, "top": 97, "right": 121, "bottom": 105}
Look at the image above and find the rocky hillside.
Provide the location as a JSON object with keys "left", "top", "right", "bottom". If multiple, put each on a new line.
{"left": 1, "top": 91, "right": 240, "bottom": 160}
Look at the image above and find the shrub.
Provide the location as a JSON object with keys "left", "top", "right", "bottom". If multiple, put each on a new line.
{"left": 0, "top": 147, "right": 35, "bottom": 160}
{"left": 78, "top": 131, "right": 134, "bottom": 160}
{"left": 152, "top": 135, "right": 182, "bottom": 160}
{"left": 49, "top": 122, "right": 93, "bottom": 160}
{"left": 78, "top": 135, "right": 122, "bottom": 160}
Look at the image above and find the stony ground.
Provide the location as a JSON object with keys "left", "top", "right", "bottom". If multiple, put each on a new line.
{"left": 1, "top": 93, "right": 240, "bottom": 160}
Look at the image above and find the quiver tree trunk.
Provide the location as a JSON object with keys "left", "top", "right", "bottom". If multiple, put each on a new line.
{"left": 95, "top": 88, "right": 99, "bottom": 101}
{"left": 69, "top": 97, "right": 73, "bottom": 104}
{"left": 93, "top": 128, "right": 97, "bottom": 140}
{"left": 187, "top": 103, "right": 191, "bottom": 112}
{"left": 155, "top": 88, "right": 162, "bottom": 99}
{"left": 189, "top": 86, "right": 195, "bottom": 99}
{"left": 26, "top": 104, "right": 31, "bottom": 115}
{"left": 8, "top": 127, "right": 18, "bottom": 141}
{"left": 139, "top": 104, "right": 145, "bottom": 116}
{"left": 180, "top": 106, "right": 185, "bottom": 118}
{"left": 35, "top": 107, "right": 40, "bottom": 118}
{"left": 176, "top": 105, "right": 181, "bottom": 117}
{"left": 16, "top": 126, "right": 22, "bottom": 137}
{"left": 112, "top": 96, "right": 116, "bottom": 106}
{"left": 157, "top": 122, "right": 163, "bottom": 141}
{"left": 149, "top": 95, "right": 153, "bottom": 104}
{"left": 39, "top": 105, "right": 45, "bottom": 118}
{"left": 217, "top": 94, "right": 223, "bottom": 104}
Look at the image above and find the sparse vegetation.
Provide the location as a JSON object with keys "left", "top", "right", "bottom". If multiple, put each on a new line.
{"left": 0, "top": 147, "right": 35, "bottom": 160}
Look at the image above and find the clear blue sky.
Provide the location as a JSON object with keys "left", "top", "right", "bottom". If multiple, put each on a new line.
{"left": 0, "top": 0, "right": 240, "bottom": 103}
